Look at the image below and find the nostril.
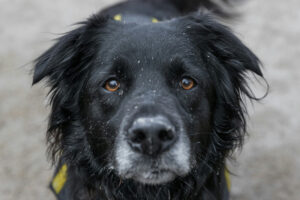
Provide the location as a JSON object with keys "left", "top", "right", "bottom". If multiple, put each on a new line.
{"left": 131, "top": 129, "right": 146, "bottom": 143}
{"left": 158, "top": 129, "right": 174, "bottom": 142}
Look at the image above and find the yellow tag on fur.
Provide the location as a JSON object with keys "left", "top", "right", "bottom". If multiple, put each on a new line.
{"left": 224, "top": 169, "right": 231, "bottom": 191}
{"left": 52, "top": 164, "right": 68, "bottom": 194}
{"left": 152, "top": 17, "right": 159, "bottom": 23}
{"left": 114, "top": 14, "right": 122, "bottom": 21}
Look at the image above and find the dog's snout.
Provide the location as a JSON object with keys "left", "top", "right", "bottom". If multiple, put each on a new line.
{"left": 127, "top": 116, "right": 177, "bottom": 156}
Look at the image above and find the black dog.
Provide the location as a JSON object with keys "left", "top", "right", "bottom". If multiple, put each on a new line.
{"left": 33, "top": 0, "right": 266, "bottom": 199}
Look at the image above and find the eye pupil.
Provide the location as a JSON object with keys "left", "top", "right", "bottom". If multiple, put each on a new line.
{"left": 104, "top": 79, "right": 120, "bottom": 92}
{"left": 109, "top": 80, "right": 118, "bottom": 88}
{"left": 181, "top": 78, "right": 195, "bottom": 90}
{"left": 182, "top": 79, "right": 190, "bottom": 86}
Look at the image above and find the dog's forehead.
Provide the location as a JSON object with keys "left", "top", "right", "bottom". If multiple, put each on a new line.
{"left": 104, "top": 22, "right": 192, "bottom": 64}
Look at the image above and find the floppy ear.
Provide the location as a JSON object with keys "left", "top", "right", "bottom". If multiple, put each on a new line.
{"left": 185, "top": 14, "right": 267, "bottom": 161}
{"left": 32, "top": 27, "right": 84, "bottom": 85}
{"left": 33, "top": 15, "right": 108, "bottom": 85}
{"left": 33, "top": 16, "right": 109, "bottom": 161}
{"left": 186, "top": 14, "right": 263, "bottom": 77}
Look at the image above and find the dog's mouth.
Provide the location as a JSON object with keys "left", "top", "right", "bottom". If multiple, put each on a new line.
{"left": 125, "top": 168, "right": 177, "bottom": 185}
{"left": 115, "top": 149, "right": 191, "bottom": 185}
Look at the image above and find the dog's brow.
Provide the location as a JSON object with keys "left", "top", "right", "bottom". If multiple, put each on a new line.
{"left": 168, "top": 56, "right": 209, "bottom": 83}
{"left": 169, "top": 56, "right": 197, "bottom": 74}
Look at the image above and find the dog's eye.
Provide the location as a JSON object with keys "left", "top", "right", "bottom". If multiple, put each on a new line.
{"left": 180, "top": 77, "right": 195, "bottom": 90}
{"left": 104, "top": 78, "right": 120, "bottom": 92}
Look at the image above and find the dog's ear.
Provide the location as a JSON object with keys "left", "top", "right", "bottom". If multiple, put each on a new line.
{"left": 184, "top": 13, "right": 267, "bottom": 160}
{"left": 33, "top": 16, "right": 109, "bottom": 162}
{"left": 33, "top": 16, "right": 108, "bottom": 85}
{"left": 32, "top": 27, "right": 84, "bottom": 84}
{"left": 185, "top": 14, "right": 263, "bottom": 78}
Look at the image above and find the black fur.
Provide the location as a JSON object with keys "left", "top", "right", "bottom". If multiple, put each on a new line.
{"left": 33, "top": 0, "right": 266, "bottom": 199}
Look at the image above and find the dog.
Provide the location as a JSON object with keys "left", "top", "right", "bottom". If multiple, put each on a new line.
{"left": 33, "top": 0, "right": 266, "bottom": 199}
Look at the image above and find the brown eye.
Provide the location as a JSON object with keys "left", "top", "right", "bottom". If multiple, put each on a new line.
{"left": 180, "top": 77, "right": 195, "bottom": 90}
{"left": 104, "top": 78, "right": 120, "bottom": 92}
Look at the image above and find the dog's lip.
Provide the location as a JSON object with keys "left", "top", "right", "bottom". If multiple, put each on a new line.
{"left": 133, "top": 169, "right": 176, "bottom": 184}
{"left": 123, "top": 168, "right": 173, "bottom": 176}
{"left": 149, "top": 169, "right": 171, "bottom": 174}
{"left": 143, "top": 169, "right": 174, "bottom": 178}
{"left": 121, "top": 167, "right": 175, "bottom": 179}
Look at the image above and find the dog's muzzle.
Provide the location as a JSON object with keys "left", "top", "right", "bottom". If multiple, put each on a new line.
{"left": 115, "top": 110, "right": 191, "bottom": 184}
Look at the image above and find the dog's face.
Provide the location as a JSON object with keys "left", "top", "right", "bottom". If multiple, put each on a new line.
{"left": 80, "top": 23, "right": 214, "bottom": 184}
{"left": 33, "top": 14, "right": 263, "bottom": 186}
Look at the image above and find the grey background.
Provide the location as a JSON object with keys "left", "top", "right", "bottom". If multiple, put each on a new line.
{"left": 0, "top": 0, "right": 299, "bottom": 199}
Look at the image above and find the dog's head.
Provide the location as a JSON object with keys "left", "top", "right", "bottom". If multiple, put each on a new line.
{"left": 33, "top": 13, "right": 264, "bottom": 186}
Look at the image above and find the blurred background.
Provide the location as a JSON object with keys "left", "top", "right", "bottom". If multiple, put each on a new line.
{"left": 0, "top": 0, "right": 299, "bottom": 199}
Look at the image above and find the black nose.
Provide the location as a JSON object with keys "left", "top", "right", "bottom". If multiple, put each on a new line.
{"left": 127, "top": 116, "right": 177, "bottom": 156}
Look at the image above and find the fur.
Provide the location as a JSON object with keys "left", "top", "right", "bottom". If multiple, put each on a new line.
{"left": 33, "top": 0, "right": 267, "bottom": 199}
